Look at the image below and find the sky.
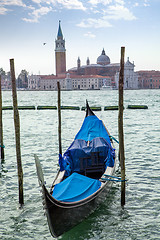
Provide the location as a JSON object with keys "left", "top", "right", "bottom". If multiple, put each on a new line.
{"left": 0, "top": 0, "right": 160, "bottom": 76}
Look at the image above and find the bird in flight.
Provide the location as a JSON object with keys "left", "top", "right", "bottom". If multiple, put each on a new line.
{"left": 43, "top": 43, "right": 46, "bottom": 45}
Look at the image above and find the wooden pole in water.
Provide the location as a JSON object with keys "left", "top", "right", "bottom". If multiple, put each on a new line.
{"left": 118, "top": 47, "right": 125, "bottom": 207}
{"left": 0, "top": 75, "right": 4, "bottom": 160}
{"left": 10, "top": 59, "right": 24, "bottom": 205}
{"left": 57, "top": 81, "right": 62, "bottom": 155}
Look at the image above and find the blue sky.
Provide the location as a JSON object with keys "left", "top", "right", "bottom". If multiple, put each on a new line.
{"left": 0, "top": 0, "right": 159, "bottom": 75}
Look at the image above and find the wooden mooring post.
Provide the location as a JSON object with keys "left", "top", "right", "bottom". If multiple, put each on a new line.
{"left": 118, "top": 47, "right": 126, "bottom": 207}
{"left": 57, "top": 82, "right": 62, "bottom": 155}
{"left": 10, "top": 59, "right": 24, "bottom": 205}
{"left": 0, "top": 75, "right": 4, "bottom": 160}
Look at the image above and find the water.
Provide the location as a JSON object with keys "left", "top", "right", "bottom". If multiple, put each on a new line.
{"left": 0, "top": 90, "right": 159, "bottom": 240}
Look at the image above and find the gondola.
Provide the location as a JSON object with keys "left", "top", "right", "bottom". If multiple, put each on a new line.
{"left": 35, "top": 101, "right": 116, "bottom": 238}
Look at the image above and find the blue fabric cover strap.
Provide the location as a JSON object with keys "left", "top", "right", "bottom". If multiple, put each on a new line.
{"left": 52, "top": 172, "right": 101, "bottom": 202}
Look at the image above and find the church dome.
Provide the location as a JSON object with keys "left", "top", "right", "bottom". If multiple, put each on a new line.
{"left": 97, "top": 49, "right": 110, "bottom": 65}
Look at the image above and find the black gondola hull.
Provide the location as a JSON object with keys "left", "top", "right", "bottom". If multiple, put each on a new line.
{"left": 42, "top": 167, "right": 115, "bottom": 237}
{"left": 35, "top": 101, "right": 116, "bottom": 238}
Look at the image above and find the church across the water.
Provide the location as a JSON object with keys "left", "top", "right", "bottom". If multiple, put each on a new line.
{"left": 68, "top": 48, "right": 120, "bottom": 88}
{"left": 54, "top": 21, "right": 138, "bottom": 89}
{"left": 28, "top": 21, "right": 138, "bottom": 90}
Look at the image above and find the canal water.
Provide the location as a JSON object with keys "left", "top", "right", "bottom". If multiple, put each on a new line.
{"left": 0, "top": 90, "right": 159, "bottom": 240}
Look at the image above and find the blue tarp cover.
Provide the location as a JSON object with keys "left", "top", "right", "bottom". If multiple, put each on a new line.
{"left": 58, "top": 115, "right": 115, "bottom": 176}
{"left": 75, "top": 115, "right": 111, "bottom": 144}
{"left": 59, "top": 137, "right": 115, "bottom": 175}
{"left": 52, "top": 172, "right": 101, "bottom": 202}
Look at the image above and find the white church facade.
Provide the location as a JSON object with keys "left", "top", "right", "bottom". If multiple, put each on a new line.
{"left": 115, "top": 57, "right": 138, "bottom": 89}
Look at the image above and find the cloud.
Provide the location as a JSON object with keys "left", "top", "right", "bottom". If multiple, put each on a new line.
{"left": 22, "top": 6, "right": 52, "bottom": 23}
{"left": 78, "top": 3, "right": 136, "bottom": 29}
{"left": 0, "top": 0, "right": 138, "bottom": 25}
{"left": 84, "top": 31, "right": 96, "bottom": 38}
{"left": 54, "top": 0, "right": 86, "bottom": 10}
{"left": 0, "top": 0, "right": 26, "bottom": 7}
{"left": 115, "top": 0, "right": 124, "bottom": 4}
{"left": 0, "top": 6, "right": 9, "bottom": 14}
{"left": 88, "top": 0, "right": 125, "bottom": 6}
{"left": 143, "top": 0, "right": 150, "bottom": 7}
{"left": 106, "top": 4, "right": 136, "bottom": 20}
{"left": 134, "top": 3, "right": 139, "bottom": 7}
{"left": 0, "top": 0, "right": 27, "bottom": 16}
{"left": 88, "top": 0, "right": 112, "bottom": 5}
{"left": 77, "top": 17, "right": 112, "bottom": 28}
{"left": 31, "top": 0, "right": 42, "bottom": 4}
{"left": 22, "top": 0, "right": 86, "bottom": 22}
{"left": 0, "top": 0, "right": 86, "bottom": 18}
{"left": 144, "top": 3, "right": 149, "bottom": 7}
{"left": 34, "top": 0, "right": 86, "bottom": 10}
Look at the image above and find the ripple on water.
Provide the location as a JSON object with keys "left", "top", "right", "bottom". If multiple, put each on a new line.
{"left": 0, "top": 90, "right": 159, "bottom": 240}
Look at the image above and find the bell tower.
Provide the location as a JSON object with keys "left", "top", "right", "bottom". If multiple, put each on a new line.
{"left": 55, "top": 21, "right": 66, "bottom": 76}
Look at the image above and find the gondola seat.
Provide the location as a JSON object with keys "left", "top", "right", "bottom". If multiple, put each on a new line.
{"left": 80, "top": 152, "right": 105, "bottom": 179}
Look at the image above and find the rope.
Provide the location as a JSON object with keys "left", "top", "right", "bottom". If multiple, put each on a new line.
{"left": 101, "top": 178, "right": 126, "bottom": 182}
{"left": 109, "top": 135, "right": 119, "bottom": 144}
{"left": 101, "top": 174, "right": 127, "bottom": 182}
{"left": 104, "top": 174, "right": 121, "bottom": 179}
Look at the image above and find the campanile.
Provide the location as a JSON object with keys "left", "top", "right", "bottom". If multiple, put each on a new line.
{"left": 55, "top": 21, "right": 66, "bottom": 76}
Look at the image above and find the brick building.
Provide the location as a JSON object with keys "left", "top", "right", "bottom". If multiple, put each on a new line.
{"left": 137, "top": 70, "right": 160, "bottom": 89}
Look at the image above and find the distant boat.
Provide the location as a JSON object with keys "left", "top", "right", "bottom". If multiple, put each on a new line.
{"left": 100, "top": 84, "right": 112, "bottom": 90}
{"left": 35, "top": 101, "right": 116, "bottom": 238}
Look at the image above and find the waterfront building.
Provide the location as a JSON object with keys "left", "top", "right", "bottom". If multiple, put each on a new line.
{"left": 65, "top": 73, "right": 73, "bottom": 90}
{"left": 115, "top": 57, "right": 138, "bottom": 89}
{"left": 38, "top": 74, "right": 108, "bottom": 90}
{"left": 137, "top": 70, "right": 160, "bottom": 89}
{"left": 69, "top": 74, "right": 104, "bottom": 90}
{"left": 1, "top": 72, "right": 11, "bottom": 89}
{"left": 39, "top": 75, "right": 66, "bottom": 90}
{"left": 28, "top": 75, "right": 41, "bottom": 90}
